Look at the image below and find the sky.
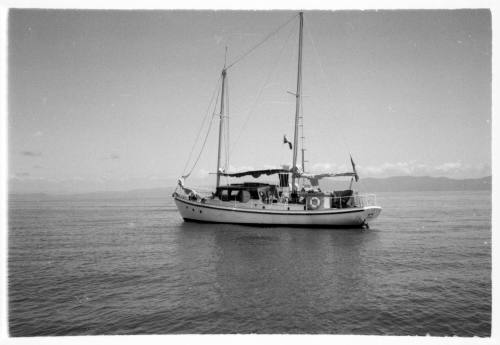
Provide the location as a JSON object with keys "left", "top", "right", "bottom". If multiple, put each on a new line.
{"left": 8, "top": 9, "right": 492, "bottom": 193}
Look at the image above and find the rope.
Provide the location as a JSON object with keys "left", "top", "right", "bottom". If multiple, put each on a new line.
{"left": 226, "top": 13, "right": 298, "bottom": 70}
{"left": 225, "top": 76, "right": 230, "bottom": 172}
{"left": 223, "top": 77, "right": 230, "bottom": 185}
{"left": 300, "top": 96, "right": 305, "bottom": 173}
{"left": 181, "top": 76, "right": 222, "bottom": 176}
{"left": 229, "top": 22, "right": 297, "bottom": 158}
{"left": 181, "top": 77, "right": 222, "bottom": 179}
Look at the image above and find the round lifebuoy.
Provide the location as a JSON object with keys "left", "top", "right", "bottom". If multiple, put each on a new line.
{"left": 308, "top": 196, "right": 321, "bottom": 210}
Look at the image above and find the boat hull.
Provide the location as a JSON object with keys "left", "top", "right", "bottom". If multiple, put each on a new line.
{"left": 174, "top": 196, "right": 381, "bottom": 227}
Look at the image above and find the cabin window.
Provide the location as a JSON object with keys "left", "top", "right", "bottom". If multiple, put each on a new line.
{"left": 220, "top": 190, "right": 229, "bottom": 201}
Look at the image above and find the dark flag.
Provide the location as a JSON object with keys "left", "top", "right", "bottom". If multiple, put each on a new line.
{"left": 350, "top": 154, "right": 359, "bottom": 182}
{"left": 283, "top": 135, "right": 292, "bottom": 150}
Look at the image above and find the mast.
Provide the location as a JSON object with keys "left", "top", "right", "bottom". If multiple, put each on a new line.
{"left": 301, "top": 148, "right": 306, "bottom": 172}
{"left": 216, "top": 68, "right": 227, "bottom": 189}
{"left": 291, "top": 12, "right": 304, "bottom": 194}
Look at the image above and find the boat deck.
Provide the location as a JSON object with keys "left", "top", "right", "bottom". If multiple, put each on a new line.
{"left": 174, "top": 191, "right": 377, "bottom": 211}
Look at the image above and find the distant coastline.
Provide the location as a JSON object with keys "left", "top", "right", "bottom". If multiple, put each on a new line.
{"left": 353, "top": 175, "right": 491, "bottom": 193}
{"left": 8, "top": 175, "right": 492, "bottom": 199}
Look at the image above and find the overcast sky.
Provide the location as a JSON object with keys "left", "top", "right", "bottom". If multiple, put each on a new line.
{"left": 8, "top": 9, "right": 491, "bottom": 193}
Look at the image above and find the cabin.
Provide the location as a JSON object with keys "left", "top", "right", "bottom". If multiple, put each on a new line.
{"left": 215, "top": 182, "right": 356, "bottom": 209}
{"left": 215, "top": 183, "right": 275, "bottom": 203}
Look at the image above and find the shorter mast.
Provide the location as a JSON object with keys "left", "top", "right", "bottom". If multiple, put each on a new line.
{"left": 215, "top": 68, "right": 227, "bottom": 189}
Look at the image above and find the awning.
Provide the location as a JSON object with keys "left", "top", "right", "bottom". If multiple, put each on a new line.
{"left": 299, "top": 172, "right": 359, "bottom": 186}
{"left": 219, "top": 168, "right": 290, "bottom": 178}
{"left": 219, "top": 168, "right": 359, "bottom": 182}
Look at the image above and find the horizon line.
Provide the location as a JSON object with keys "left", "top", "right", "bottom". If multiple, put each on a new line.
{"left": 8, "top": 174, "right": 492, "bottom": 196}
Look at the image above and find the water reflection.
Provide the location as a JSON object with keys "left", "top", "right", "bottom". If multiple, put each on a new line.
{"left": 176, "top": 224, "right": 378, "bottom": 332}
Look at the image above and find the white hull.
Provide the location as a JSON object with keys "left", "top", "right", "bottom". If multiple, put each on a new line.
{"left": 174, "top": 196, "right": 381, "bottom": 227}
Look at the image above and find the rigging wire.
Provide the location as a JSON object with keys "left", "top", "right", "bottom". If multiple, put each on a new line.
{"left": 226, "top": 13, "right": 299, "bottom": 70}
{"left": 225, "top": 76, "right": 230, "bottom": 171}
{"left": 181, "top": 75, "right": 222, "bottom": 176}
{"left": 186, "top": 90, "right": 221, "bottom": 179}
{"left": 224, "top": 75, "right": 230, "bottom": 185}
{"left": 300, "top": 95, "right": 305, "bottom": 173}
{"left": 222, "top": 46, "right": 230, "bottom": 185}
{"left": 181, "top": 77, "right": 222, "bottom": 179}
{"left": 228, "top": 22, "right": 297, "bottom": 159}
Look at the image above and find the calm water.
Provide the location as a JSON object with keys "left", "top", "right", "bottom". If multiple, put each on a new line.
{"left": 8, "top": 190, "right": 491, "bottom": 336}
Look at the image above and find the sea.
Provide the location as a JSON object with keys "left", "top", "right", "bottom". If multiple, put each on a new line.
{"left": 8, "top": 190, "right": 491, "bottom": 336}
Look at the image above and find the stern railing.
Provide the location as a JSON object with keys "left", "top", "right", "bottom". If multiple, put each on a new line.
{"left": 352, "top": 193, "right": 377, "bottom": 207}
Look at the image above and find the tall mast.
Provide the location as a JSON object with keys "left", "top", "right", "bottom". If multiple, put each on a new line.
{"left": 301, "top": 148, "right": 306, "bottom": 172}
{"left": 291, "top": 12, "right": 304, "bottom": 193}
{"left": 216, "top": 68, "right": 227, "bottom": 189}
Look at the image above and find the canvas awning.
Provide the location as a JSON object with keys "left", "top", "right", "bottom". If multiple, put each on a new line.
{"left": 299, "top": 172, "right": 359, "bottom": 186}
{"left": 219, "top": 168, "right": 290, "bottom": 178}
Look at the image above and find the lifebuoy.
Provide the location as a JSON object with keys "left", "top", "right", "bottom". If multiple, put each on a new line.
{"left": 308, "top": 196, "right": 321, "bottom": 210}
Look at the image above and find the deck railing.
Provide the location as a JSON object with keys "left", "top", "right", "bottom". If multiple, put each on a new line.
{"left": 352, "top": 194, "right": 377, "bottom": 207}
{"left": 303, "top": 193, "right": 377, "bottom": 210}
{"left": 175, "top": 187, "right": 378, "bottom": 210}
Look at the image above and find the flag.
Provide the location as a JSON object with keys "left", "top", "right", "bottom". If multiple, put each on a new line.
{"left": 350, "top": 154, "right": 359, "bottom": 182}
{"left": 283, "top": 135, "right": 292, "bottom": 150}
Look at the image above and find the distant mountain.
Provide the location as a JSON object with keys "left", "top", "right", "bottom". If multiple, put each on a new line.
{"left": 9, "top": 187, "right": 177, "bottom": 201}
{"left": 9, "top": 176, "right": 491, "bottom": 200}
{"left": 350, "top": 175, "right": 491, "bottom": 192}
